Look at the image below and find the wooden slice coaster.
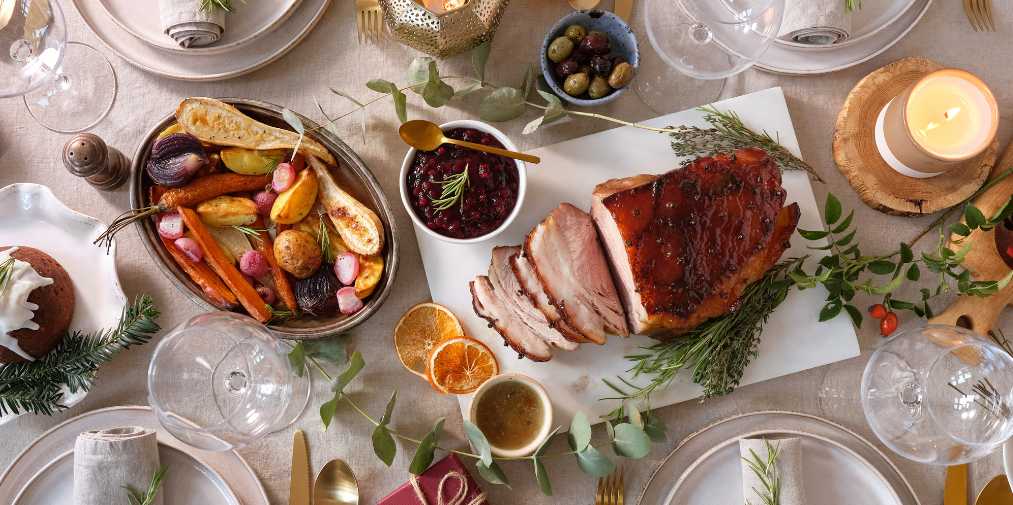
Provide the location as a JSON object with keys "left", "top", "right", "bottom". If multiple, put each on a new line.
{"left": 832, "top": 57, "right": 998, "bottom": 217}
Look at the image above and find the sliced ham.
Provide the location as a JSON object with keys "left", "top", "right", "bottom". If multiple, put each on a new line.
{"left": 510, "top": 253, "right": 588, "bottom": 344}
{"left": 470, "top": 276, "right": 552, "bottom": 362}
{"left": 488, "top": 246, "right": 579, "bottom": 351}
{"left": 524, "top": 203, "right": 629, "bottom": 344}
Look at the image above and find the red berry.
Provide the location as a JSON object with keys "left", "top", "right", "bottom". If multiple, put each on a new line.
{"left": 880, "top": 312, "right": 898, "bottom": 337}
{"left": 1006, "top": 245, "right": 1013, "bottom": 258}
{"left": 868, "top": 304, "right": 887, "bottom": 320}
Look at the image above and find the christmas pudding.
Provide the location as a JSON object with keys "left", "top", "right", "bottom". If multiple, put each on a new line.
{"left": 0, "top": 246, "right": 75, "bottom": 363}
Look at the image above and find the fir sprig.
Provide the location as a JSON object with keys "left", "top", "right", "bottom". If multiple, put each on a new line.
{"left": 200, "top": 0, "right": 234, "bottom": 12}
{"left": 743, "top": 440, "right": 781, "bottom": 505}
{"left": 124, "top": 466, "right": 168, "bottom": 505}
{"left": 0, "top": 295, "right": 160, "bottom": 416}
{"left": 845, "top": 0, "right": 862, "bottom": 12}
{"left": 0, "top": 256, "right": 14, "bottom": 295}
{"left": 670, "top": 106, "right": 823, "bottom": 182}
{"left": 432, "top": 164, "right": 470, "bottom": 212}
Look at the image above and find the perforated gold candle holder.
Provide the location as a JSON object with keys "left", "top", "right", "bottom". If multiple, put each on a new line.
{"left": 380, "top": 0, "right": 511, "bottom": 58}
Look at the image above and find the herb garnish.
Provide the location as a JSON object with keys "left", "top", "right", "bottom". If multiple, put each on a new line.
{"left": 233, "top": 225, "right": 267, "bottom": 240}
{"left": 200, "top": 0, "right": 235, "bottom": 12}
{"left": 0, "top": 256, "right": 14, "bottom": 295}
{"left": 432, "top": 164, "right": 470, "bottom": 212}
{"left": 124, "top": 466, "right": 168, "bottom": 505}
{"left": 845, "top": 0, "right": 862, "bottom": 12}
{"left": 743, "top": 440, "right": 782, "bottom": 505}
{"left": 317, "top": 210, "right": 335, "bottom": 264}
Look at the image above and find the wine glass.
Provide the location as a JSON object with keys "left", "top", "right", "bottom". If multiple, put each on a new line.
{"left": 862, "top": 324, "right": 1013, "bottom": 465}
{"left": 147, "top": 312, "right": 311, "bottom": 452}
{"left": 633, "top": 0, "right": 784, "bottom": 114}
{"left": 1, "top": 0, "right": 117, "bottom": 133}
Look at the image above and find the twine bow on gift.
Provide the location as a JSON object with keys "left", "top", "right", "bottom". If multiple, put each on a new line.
{"left": 409, "top": 471, "right": 487, "bottom": 505}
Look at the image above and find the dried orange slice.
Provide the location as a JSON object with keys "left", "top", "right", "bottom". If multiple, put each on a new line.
{"left": 428, "top": 337, "right": 499, "bottom": 395}
{"left": 394, "top": 303, "right": 464, "bottom": 378}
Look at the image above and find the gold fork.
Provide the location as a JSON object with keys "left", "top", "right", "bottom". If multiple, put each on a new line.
{"left": 355, "top": 0, "right": 384, "bottom": 43}
{"left": 964, "top": 0, "right": 996, "bottom": 32}
{"left": 595, "top": 467, "right": 625, "bottom": 505}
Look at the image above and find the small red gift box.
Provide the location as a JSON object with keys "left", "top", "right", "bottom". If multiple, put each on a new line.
{"left": 378, "top": 454, "right": 490, "bottom": 505}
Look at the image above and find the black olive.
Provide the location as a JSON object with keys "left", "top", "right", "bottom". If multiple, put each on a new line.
{"left": 555, "top": 59, "right": 580, "bottom": 79}
{"left": 590, "top": 55, "right": 613, "bottom": 76}
{"left": 295, "top": 267, "right": 340, "bottom": 314}
{"left": 579, "top": 32, "right": 611, "bottom": 56}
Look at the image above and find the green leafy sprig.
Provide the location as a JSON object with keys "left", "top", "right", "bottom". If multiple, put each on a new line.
{"left": 0, "top": 295, "right": 160, "bottom": 416}
{"left": 432, "top": 164, "right": 470, "bottom": 212}
{"left": 293, "top": 347, "right": 663, "bottom": 495}
{"left": 743, "top": 440, "right": 781, "bottom": 505}
{"left": 0, "top": 256, "right": 14, "bottom": 295}
{"left": 124, "top": 466, "right": 168, "bottom": 505}
{"left": 845, "top": 0, "right": 862, "bottom": 12}
{"left": 281, "top": 108, "right": 306, "bottom": 163}
{"left": 200, "top": 0, "right": 235, "bottom": 12}
{"left": 317, "top": 209, "right": 336, "bottom": 264}
{"left": 233, "top": 225, "right": 267, "bottom": 240}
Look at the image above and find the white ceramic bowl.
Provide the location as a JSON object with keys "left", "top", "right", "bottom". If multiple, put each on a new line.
{"left": 467, "top": 373, "right": 553, "bottom": 458}
{"left": 399, "top": 120, "right": 527, "bottom": 244}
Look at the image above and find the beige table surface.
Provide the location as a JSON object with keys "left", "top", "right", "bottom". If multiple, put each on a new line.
{"left": 3, "top": 0, "right": 1013, "bottom": 503}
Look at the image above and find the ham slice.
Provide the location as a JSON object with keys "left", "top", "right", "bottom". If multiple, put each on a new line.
{"left": 524, "top": 203, "right": 629, "bottom": 344}
{"left": 488, "top": 247, "right": 578, "bottom": 351}
{"left": 510, "top": 253, "right": 587, "bottom": 344}
{"left": 470, "top": 276, "right": 552, "bottom": 362}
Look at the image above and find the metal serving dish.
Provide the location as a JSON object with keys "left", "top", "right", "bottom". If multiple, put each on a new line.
{"left": 130, "top": 98, "right": 399, "bottom": 339}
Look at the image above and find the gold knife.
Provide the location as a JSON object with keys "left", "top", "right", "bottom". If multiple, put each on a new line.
{"left": 614, "top": 0, "right": 634, "bottom": 22}
{"left": 289, "top": 430, "right": 312, "bottom": 505}
{"left": 944, "top": 464, "right": 968, "bottom": 505}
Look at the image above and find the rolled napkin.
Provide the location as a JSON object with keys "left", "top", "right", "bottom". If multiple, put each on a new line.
{"left": 778, "top": 0, "right": 851, "bottom": 46}
{"left": 739, "top": 437, "right": 805, "bottom": 505}
{"left": 159, "top": 0, "right": 225, "bottom": 48}
{"left": 74, "top": 427, "right": 163, "bottom": 505}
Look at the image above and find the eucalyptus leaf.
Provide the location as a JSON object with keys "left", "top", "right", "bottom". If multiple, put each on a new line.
{"left": 521, "top": 64, "right": 536, "bottom": 100}
{"left": 537, "top": 90, "right": 566, "bottom": 125}
{"left": 568, "top": 412, "right": 592, "bottom": 453}
{"left": 824, "top": 193, "right": 842, "bottom": 225}
{"left": 479, "top": 86, "right": 526, "bottom": 122}
{"left": 281, "top": 108, "right": 305, "bottom": 134}
{"left": 367, "top": 79, "right": 397, "bottom": 94}
{"left": 372, "top": 425, "right": 397, "bottom": 466}
{"left": 422, "top": 61, "right": 454, "bottom": 108}
{"left": 333, "top": 351, "right": 365, "bottom": 396}
{"left": 304, "top": 337, "right": 347, "bottom": 367}
{"left": 320, "top": 397, "right": 338, "bottom": 429}
{"left": 625, "top": 402, "right": 643, "bottom": 429}
{"left": 455, "top": 80, "right": 483, "bottom": 97}
{"left": 575, "top": 445, "right": 615, "bottom": 477}
{"left": 537, "top": 426, "right": 561, "bottom": 457}
{"left": 409, "top": 417, "right": 444, "bottom": 475}
{"left": 612, "top": 423, "right": 651, "bottom": 459}
{"left": 379, "top": 390, "right": 397, "bottom": 426}
{"left": 392, "top": 88, "right": 408, "bottom": 123}
{"left": 287, "top": 342, "right": 306, "bottom": 377}
{"left": 534, "top": 457, "right": 552, "bottom": 496}
{"left": 472, "top": 40, "right": 492, "bottom": 82}
{"left": 330, "top": 87, "right": 365, "bottom": 107}
{"left": 406, "top": 57, "right": 434, "bottom": 91}
{"left": 476, "top": 460, "right": 510, "bottom": 487}
{"left": 522, "top": 116, "right": 545, "bottom": 135}
{"left": 642, "top": 411, "right": 667, "bottom": 443}
{"left": 463, "top": 420, "right": 493, "bottom": 467}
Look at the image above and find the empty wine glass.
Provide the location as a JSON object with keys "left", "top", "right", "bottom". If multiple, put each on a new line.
{"left": 1, "top": 0, "right": 117, "bottom": 133}
{"left": 633, "top": 0, "right": 783, "bottom": 113}
{"left": 862, "top": 324, "right": 1013, "bottom": 465}
{"left": 148, "top": 312, "right": 311, "bottom": 452}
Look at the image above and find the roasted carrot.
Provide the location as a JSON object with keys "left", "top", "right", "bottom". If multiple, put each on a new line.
{"left": 160, "top": 173, "right": 270, "bottom": 209}
{"left": 179, "top": 207, "right": 272, "bottom": 322}
{"left": 252, "top": 217, "right": 298, "bottom": 313}
{"left": 159, "top": 236, "right": 237, "bottom": 309}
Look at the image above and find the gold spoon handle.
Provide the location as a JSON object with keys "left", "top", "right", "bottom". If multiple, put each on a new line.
{"left": 443, "top": 138, "right": 541, "bottom": 164}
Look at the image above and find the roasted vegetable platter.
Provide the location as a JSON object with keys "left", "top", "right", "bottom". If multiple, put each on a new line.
{"left": 129, "top": 98, "right": 399, "bottom": 339}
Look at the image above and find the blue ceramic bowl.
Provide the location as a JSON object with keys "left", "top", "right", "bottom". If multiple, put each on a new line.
{"left": 540, "top": 10, "right": 639, "bottom": 107}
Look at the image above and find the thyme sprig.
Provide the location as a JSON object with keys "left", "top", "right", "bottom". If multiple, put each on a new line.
{"left": 0, "top": 256, "right": 14, "bottom": 295}
{"left": 743, "top": 440, "right": 782, "bottom": 505}
{"left": 432, "top": 164, "right": 470, "bottom": 212}
{"left": 124, "top": 466, "right": 168, "bottom": 505}
{"left": 669, "top": 106, "right": 822, "bottom": 182}
{"left": 0, "top": 295, "right": 160, "bottom": 416}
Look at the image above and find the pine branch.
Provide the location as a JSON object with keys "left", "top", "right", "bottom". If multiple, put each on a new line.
{"left": 0, "top": 295, "right": 160, "bottom": 416}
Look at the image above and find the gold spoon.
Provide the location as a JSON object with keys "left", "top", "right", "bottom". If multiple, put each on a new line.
{"left": 399, "top": 120, "right": 541, "bottom": 164}
{"left": 568, "top": 0, "right": 602, "bottom": 9}
{"left": 977, "top": 475, "right": 1013, "bottom": 505}
{"left": 313, "top": 459, "right": 360, "bottom": 505}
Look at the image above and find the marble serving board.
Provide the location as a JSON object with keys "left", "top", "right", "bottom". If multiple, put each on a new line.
{"left": 413, "top": 87, "right": 861, "bottom": 424}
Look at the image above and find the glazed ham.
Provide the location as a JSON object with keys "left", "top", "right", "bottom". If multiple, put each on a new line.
{"left": 591, "top": 148, "right": 800, "bottom": 337}
{"left": 510, "top": 254, "right": 587, "bottom": 344}
{"left": 470, "top": 276, "right": 553, "bottom": 362}
{"left": 488, "top": 246, "right": 578, "bottom": 351}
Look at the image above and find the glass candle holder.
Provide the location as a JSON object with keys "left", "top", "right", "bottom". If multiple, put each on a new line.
{"left": 381, "top": 0, "right": 511, "bottom": 58}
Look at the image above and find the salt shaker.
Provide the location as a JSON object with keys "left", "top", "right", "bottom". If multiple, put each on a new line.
{"left": 62, "top": 133, "right": 129, "bottom": 191}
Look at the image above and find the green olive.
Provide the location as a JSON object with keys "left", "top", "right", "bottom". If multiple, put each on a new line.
{"left": 564, "top": 24, "right": 588, "bottom": 43}
{"left": 563, "top": 73, "right": 590, "bottom": 97}
{"left": 588, "top": 75, "right": 612, "bottom": 99}
{"left": 608, "top": 62, "right": 635, "bottom": 89}
{"left": 547, "top": 36, "right": 575, "bottom": 63}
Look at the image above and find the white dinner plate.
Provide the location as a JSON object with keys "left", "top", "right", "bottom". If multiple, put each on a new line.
{"left": 97, "top": 0, "right": 302, "bottom": 55}
{"left": 0, "top": 406, "right": 269, "bottom": 505}
{"left": 639, "top": 411, "right": 921, "bottom": 505}
{"left": 12, "top": 445, "right": 238, "bottom": 505}
{"left": 756, "top": 0, "right": 932, "bottom": 75}
{"left": 72, "top": 0, "right": 331, "bottom": 81}
{"left": 776, "top": 0, "right": 918, "bottom": 51}
{"left": 668, "top": 429, "right": 901, "bottom": 505}
{"left": 0, "top": 183, "right": 127, "bottom": 426}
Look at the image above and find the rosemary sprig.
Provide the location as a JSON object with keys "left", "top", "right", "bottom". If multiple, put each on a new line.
{"left": 317, "top": 210, "right": 335, "bottom": 264}
{"left": 124, "top": 466, "right": 168, "bottom": 505}
{"left": 432, "top": 164, "right": 470, "bottom": 212}
{"left": 670, "top": 106, "right": 823, "bottom": 182}
{"left": 233, "top": 225, "right": 267, "bottom": 239}
{"left": 845, "top": 0, "right": 862, "bottom": 12}
{"left": 0, "top": 295, "right": 160, "bottom": 416}
{"left": 200, "top": 0, "right": 234, "bottom": 12}
{"left": 0, "top": 256, "right": 14, "bottom": 295}
{"left": 269, "top": 306, "right": 296, "bottom": 323}
{"left": 743, "top": 440, "right": 782, "bottom": 505}
{"left": 606, "top": 259, "right": 800, "bottom": 401}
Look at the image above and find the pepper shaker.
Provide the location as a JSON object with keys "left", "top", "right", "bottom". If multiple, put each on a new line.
{"left": 62, "top": 133, "right": 129, "bottom": 191}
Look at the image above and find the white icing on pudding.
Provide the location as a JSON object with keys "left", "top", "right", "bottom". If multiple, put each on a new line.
{"left": 0, "top": 247, "right": 54, "bottom": 361}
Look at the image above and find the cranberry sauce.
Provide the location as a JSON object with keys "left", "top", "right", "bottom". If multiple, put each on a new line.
{"left": 407, "top": 128, "right": 519, "bottom": 239}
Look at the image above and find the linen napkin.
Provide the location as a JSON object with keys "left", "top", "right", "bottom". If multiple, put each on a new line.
{"left": 158, "top": 0, "right": 225, "bottom": 48}
{"left": 740, "top": 437, "right": 805, "bottom": 505}
{"left": 73, "top": 427, "right": 162, "bottom": 505}
{"left": 779, "top": 0, "right": 851, "bottom": 46}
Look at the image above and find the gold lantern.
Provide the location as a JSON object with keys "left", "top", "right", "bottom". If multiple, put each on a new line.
{"left": 380, "top": 0, "right": 512, "bottom": 58}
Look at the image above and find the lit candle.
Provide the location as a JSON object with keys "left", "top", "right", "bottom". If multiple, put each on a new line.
{"left": 874, "top": 69, "right": 998, "bottom": 178}
{"left": 419, "top": 0, "right": 467, "bottom": 14}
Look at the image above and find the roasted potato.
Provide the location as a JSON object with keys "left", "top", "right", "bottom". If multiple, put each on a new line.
{"left": 273, "top": 229, "right": 322, "bottom": 279}
{"left": 206, "top": 225, "right": 254, "bottom": 265}
{"left": 309, "top": 156, "right": 384, "bottom": 256}
{"left": 220, "top": 148, "right": 284, "bottom": 175}
{"left": 355, "top": 254, "right": 384, "bottom": 298}
{"left": 157, "top": 122, "right": 183, "bottom": 140}
{"left": 196, "top": 196, "right": 258, "bottom": 227}
{"left": 271, "top": 169, "right": 318, "bottom": 224}
{"left": 294, "top": 209, "right": 349, "bottom": 259}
